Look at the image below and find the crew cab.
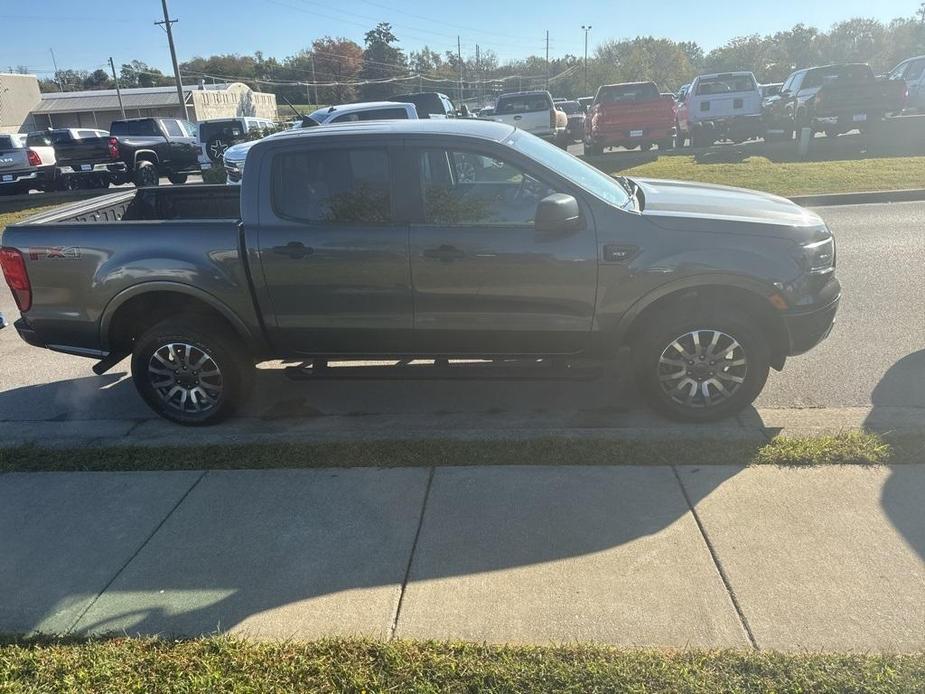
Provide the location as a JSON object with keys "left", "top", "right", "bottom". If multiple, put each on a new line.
{"left": 888, "top": 56, "right": 925, "bottom": 111}
{"left": 0, "top": 133, "right": 56, "bottom": 194}
{"left": 584, "top": 82, "right": 676, "bottom": 155}
{"left": 1, "top": 120, "right": 840, "bottom": 425}
{"left": 491, "top": 90, "right": 568, "bottom": 145}
{"left": 764, "top": 64, "right": 908, "bottom": 139}
{"left": 107, "top": 117, "right": 202, "bottom": 187}
{"left": 677, "top": 72, "right": 764, "bottom": 147}
{"left": 26, "top": 128, "right": 126, "bottom": 190}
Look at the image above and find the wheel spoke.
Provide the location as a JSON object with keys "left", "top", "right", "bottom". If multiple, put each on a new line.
{"left": 670, "top": 340, "right": 694, "bottom": 360}
{"left": 148, "top": 341, "right": 224, "bottom": 415}
{"left": 715, "top": 371, "right": 745, "bottom": 384}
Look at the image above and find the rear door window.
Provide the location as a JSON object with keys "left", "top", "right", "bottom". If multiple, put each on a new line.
{"left": 272, "top": 148, "right": 392, "bottom": 225}
{"left": 160, "top": 120, "right": 185, "bottom": 137}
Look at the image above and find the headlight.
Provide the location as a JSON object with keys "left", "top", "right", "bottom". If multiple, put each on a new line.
{"left": 801, "top": 234, "right": 835, "bottom": 274}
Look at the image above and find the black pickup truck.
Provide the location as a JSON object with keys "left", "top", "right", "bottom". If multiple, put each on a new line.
{"left": 1, "top": 120, "right": 840, "bottom": 426}
{"left": 25, "top": 128, "right": 126, "bottom": 190}
{"left": 108, "top": 117, "right": 202, "bottom": 187}
{"left": 764, "top": 63, "right": 908, "bottom": 139}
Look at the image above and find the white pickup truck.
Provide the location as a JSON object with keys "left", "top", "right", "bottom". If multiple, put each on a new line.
{"left": 490, "top": 90, "right": 568, "bottom": 146}
{"left": 0, "top": 133, "right": 56, "bottom": 195}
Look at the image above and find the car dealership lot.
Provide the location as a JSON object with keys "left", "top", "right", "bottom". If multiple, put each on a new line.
{"left": 2, "top": 200, "right": 924, "bottom": 441}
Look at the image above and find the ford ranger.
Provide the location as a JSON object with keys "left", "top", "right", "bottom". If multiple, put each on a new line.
{"left": 1, "top": 120, "right": 840, "bottom": 425}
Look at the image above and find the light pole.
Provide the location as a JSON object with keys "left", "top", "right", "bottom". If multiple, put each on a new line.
{"left": 581, "top": 25, "right": 592, "bottom": 96}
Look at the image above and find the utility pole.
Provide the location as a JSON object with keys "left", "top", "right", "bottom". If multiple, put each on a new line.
{"left": 545, "top": 31, "right": 550, "bottom": 92}
{"left": 457, "top": 36, "right": 463, "bottom": 105}
{"left": 155, "top": 0, "right": 189, "bottom": 120}
{"left": 581, "top": 25, "right": 592, "bottom": 95}
{"left": 309, "top": 52, "right": 319, "bottom": 105}
{"left": 475, "top": 44, "right": 480, "bottom": 106}
{"left": 109, "top": 57, "right": 126, "bottom": 119}
{"left": 49, "top": 48, "right": 63, "bottom": 91}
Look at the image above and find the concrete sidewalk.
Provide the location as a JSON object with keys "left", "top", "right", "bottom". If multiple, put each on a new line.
{"left": 1, "top": 463, "right": 922, "bottom": 651}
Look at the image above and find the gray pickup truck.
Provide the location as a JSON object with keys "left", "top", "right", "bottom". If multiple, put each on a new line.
{"left": 1, "top": 120, "right": 840, "bottom": 425}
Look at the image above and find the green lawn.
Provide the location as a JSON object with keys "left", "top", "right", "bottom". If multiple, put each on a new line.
{"left": 594, "top": 154, "right": 925, "bottom": 198}
{"left": 1, "top": 636, "right": 923, "bottom": 694}
{"left": 0, "top": 431, "right": 910, "bottom": 473}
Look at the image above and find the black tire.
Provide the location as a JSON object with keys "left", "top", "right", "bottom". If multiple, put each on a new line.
{"left": 824, "top": 128, "right": 839, "bottom": 139}
{"left": 133, "top": 161, "right": 159, "bottom": 188}
{"left": 633, "top": 306, "right": 771, "bottom": 422}
{"left": 56, "top": 174, "right": 80, "bottom": 192}
{"left": 658, "top": 138, "right": 674, "bottom": 151}
{"left": 675, "top": 126, "right": 687, "bottom": 148}
{"left": 131, "top": 317, "right": 254, "bottom": 426}
{"left": 167, "top": 172, "right": 188, "bottom": 185}
{"left": 586, "top": 142, "right": 603, "bottom": 156}
{"left": 92, "top": 173, "right": 110, "bottom": 189}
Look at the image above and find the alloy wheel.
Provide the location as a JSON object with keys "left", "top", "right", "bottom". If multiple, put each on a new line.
{"left": 147, "top": 342, "right": 223, "bottom": 414}
{"left": 656, "top": 329, "right": 748, "bottom": 409}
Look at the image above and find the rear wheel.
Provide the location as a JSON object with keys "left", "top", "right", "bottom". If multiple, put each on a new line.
{"left": 131, "top": 317, "right": 254, "bottom": 426}
{"left": 633, "top": 307, "right": 770, "bottom": 422}
{"left": 586, "top": 142, "right": 603, "bottom": 156}
{"left": 133, "top": 161, "right": 159, "bottom": 188}
{"left": 658, "top": 138, "right": 674, "bottom": 151}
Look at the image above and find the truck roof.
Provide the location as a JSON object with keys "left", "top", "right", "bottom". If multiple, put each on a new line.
{"left": 265, "top": 118, "right": 517, "bottom": 144}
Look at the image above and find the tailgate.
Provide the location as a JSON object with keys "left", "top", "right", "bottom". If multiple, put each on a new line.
{"left": 0, "top": 149, "right": 30, "bottom": 172}
{"left": 55, "top": 139, "right": 111, "bottom": 167}
{"left": 494, "top": 111, "right": 550, "bottom": 133}
{"left": 596, "top": 99, "right": 673, "bottom": 128}
{"left": 819, "top": 82, "right": 906, "bottom": 113}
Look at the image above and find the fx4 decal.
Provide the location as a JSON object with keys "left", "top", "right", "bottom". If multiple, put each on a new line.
{"left": 29, "top": 247, "right": 81, "bottom": 260}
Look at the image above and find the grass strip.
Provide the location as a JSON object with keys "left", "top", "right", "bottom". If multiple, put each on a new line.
{"left": 0, "top": 635, "right": 922, "bottom": 693}
{"left": 591, "top": 154, "right": 925, "bottom": 198}
{"left": 0, "top": 431, "right": 912, "bottom": 473}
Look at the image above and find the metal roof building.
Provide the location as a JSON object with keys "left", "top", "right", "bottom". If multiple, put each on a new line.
{"left": 29, "top": 81, "right": 277, "bottom": 130}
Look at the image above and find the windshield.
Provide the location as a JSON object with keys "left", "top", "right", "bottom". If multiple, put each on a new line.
{"left": 803, "top": 65, "right": 873, "bottom": 88}
{"left": 497, "top": 94, "right": 551, "bottom": 114}
{"left": 508, "top": 130, "right": 631, "bottom": 209}
{"left": 559, "top": 101, "right": 581, "bottom": 114}
{"left": 696, "top": 74, "right": 757, "bottom": 95}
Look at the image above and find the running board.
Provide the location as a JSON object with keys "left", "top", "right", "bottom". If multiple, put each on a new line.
{"left": 282, "top": 359, "right": 607, "bottom": 382}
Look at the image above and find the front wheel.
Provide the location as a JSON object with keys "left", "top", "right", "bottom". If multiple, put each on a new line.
{"left": 131, "top": 317, "right": 254, "bottom": 425}
{"left": 133, "top": 161, "right": 159, "bottom": 188}
{"left": 633, "top": 309, "right": 770, "bottom": 422}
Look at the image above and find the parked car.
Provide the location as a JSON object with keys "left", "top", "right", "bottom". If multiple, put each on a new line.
{"left": 387, "top": 92, "right": 457, "bottom": 118}
{"left": 760, "top": 83, "right": 784, "bottom": 103}
{"left": 2, "top": 120, "right": 839, "bottom": 425}
{"left": 763, "top": 64, "right": 908, "bottom": 140}
{"left": 577, "top": 96, "right": 594, "bottom": 112}
{"left": 887, "top": 55, "right": 925, "bottom": 111}
{"left": 223, "top": 102, "right": 418, "bottom": 184}
{"left": 557, "top": 100, "right": 586, "bottom": 142}
{"left": 490, "top": 90, "right": 568, "bottom": 145}
{"left": 0, "top": 133, "right": 56, "bottom": 195}
{"left": 676, "top": 72, "right": 764, "bottom": 147}
{"left": 107, "top": 117, "right": 202, "bottom": 187}
{"left": 478, "top": 107, "right": 496, "bottom": 118}
{"left": 584, "top": 81, "right": 677, "bottom": 155}
{"left": 197, "top": 117, "right": 274, "bottom": 167}
{"left": 25, "top": 128, "right": 126, "bottom": 190}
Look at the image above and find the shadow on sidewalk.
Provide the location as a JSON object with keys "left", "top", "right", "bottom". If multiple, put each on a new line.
{"left": 868, "top": 349, "right": 925, "bottom": 563}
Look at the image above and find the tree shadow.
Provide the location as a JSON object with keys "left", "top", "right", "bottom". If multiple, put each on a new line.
{"left": 866, "top": 349, "right": 925, "bottom": 564}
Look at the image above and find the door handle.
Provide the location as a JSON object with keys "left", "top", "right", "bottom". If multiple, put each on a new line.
{"left": 423, "top": 244, "right": 466, "bottom": 262}
{"left": 272, "top": 241, "right": 313, "bottom": 259}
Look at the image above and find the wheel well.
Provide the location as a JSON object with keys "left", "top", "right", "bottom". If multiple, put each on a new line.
{"left": 107, "top": 292, "right": 245, "bottom": 355}
{"left": 134, "top": 151, "right": 159, "bottom": 166}
{"left": 625, "top": 285, "right": 789, "bottom": 369}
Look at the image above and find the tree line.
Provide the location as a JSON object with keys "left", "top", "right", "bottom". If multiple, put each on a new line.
{"left": 26, "top": 7, "right": 925, "bottom": 105}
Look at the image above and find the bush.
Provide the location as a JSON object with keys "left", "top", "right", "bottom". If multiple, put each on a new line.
{"left": 201, "top": 167, "right": 227, "bottom": 184}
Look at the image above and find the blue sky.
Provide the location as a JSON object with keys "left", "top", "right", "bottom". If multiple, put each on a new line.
{"left": 0, "top": 0, "right": 918, "bottom": 76}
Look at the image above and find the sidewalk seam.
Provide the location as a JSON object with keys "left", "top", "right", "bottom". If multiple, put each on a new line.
{"left": 389, "top": 466, "right": 435, "bottom": 640}
{"left": 64, "top": 469, "right": 209, "bottom": 635}
{"left": 671, "top": 465, "right": 759, "bottom": 650}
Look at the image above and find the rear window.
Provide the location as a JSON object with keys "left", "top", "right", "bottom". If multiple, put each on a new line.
{"left": 559, "top": 101, "right": 581, "bottom": 114}
{"left": 496, "top": 94, "right": 552, "bottom": 115}
{"left": 110, "top": 120, "right": 160, "bottom": 137}
{"left": 272, "top": 148, "right": 392, "bottom": 225}
{"left": 0, "top": 135, "right": 21, "bottom": 149}
{"left": 330, "top": 107, "right": 410, "bottom": 123}
{"left": 695, "top": 75, "right": 757, "bottom": 96}
{"left": 596, "top": 83, "right": 659, "bottom": 104}
{"left": 27, "top": 130, "right": 72, "bottom": 146}
{"left": 200, "top": 122, "right": 244, "bottom": 140}
{"left": 802, "top": 65, "right": 873, "bottom": 89}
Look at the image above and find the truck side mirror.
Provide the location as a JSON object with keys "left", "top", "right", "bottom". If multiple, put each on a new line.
{"left": 535, "top": 193, "right": 582, "bottom": 233}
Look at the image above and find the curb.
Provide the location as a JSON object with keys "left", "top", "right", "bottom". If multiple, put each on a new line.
{"left": 789, "top": 189, "right": 925, "bottom": 207}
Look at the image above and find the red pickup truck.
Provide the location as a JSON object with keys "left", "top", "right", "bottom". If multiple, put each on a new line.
{"left": 584, "top": 82, "right": 677, "bottom": 155}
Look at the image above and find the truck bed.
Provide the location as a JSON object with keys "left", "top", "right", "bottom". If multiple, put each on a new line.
{"left": 17, "top": 184, "right": 241, "bottom": 226}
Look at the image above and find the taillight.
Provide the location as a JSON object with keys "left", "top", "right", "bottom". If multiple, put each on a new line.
{"left": 107, "top": 137, "right": 120, "bottom": 159}
{"left": 550, "top": 109, "right": 556, "bottom": 129}
{"left": 0, "top": 248, "right": 32, "bottom": 312}
{"left": 27, "top": 149, "right": 41, "bottom": 167}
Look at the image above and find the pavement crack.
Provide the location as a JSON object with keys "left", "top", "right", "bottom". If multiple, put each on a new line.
{"left": 671, "top": 465, "right": 759, "bottom": 650}
{"left": 389, "top": 466, "right": 435, "bottom": 640}
{"left": 64, "top": 469, "right": 209, "bottom": 635}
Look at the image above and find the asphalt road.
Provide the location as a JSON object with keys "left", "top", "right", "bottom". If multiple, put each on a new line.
{"left": 1, "top": 200, "right": 923, "bottom": 425}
